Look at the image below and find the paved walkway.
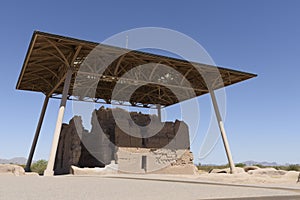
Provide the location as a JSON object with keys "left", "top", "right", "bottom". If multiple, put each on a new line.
{"left": 0, "top": 175, "right": 299, "bottom": 200}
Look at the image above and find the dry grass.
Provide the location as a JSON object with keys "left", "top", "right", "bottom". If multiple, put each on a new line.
{"left": 197, "top": 163, "right": 300, "bottom": 172}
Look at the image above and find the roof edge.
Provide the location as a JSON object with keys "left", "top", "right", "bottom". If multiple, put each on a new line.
{"left": 16, "top": 31, "right": 39, "bottom": 90}
{"left": 30, "top": 31, "right": 258, "bottom": 78}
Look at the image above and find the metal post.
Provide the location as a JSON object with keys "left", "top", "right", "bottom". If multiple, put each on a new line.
{"left": 157, "top": 104, "right": 161, "bottom": 122}
{"left": 25, "top": 96, "right": 49, "bottom": 172}
{"left": 209, "top": 88, "right": 236, "bottom": 174}
{"left": 44, "top": 69, "right": 72, "bottom": 176}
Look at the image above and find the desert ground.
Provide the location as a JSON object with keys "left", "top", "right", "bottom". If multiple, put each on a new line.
{"left": 1, "top": 174, "right": 300, "bottom": 200}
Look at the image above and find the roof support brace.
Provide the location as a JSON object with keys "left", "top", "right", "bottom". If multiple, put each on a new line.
{"left": 209, "top": 88, "right": 236, "bottom": 174}
{"left": 24, "top": 95, "right": 49, "bottom": 172}
{"left": 156, "top": 104, "right": 162, "bottom": 122}
{"left": 44, "top": 69, "right": 72, "bottom": 176}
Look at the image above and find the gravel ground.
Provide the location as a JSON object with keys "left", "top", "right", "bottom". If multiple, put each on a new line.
{"left": 0, "top": 175, "right": 300, "bottom": 200}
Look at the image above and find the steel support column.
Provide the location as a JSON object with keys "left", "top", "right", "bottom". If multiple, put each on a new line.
{"left": 157, "top": 104, "right": 161, "bottom": 122}
{"left": 209, "top": 88, "right": 236, "bottom": 174}
{"left": 25, "top": 95, "right": 49, "bottom": 172}
{"left": 44, "top": 69, "right": 72, "bottom": 176}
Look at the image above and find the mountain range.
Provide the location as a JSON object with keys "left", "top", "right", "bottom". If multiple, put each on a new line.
{"left": 0, "top": 157, "right": 27, "bottom": 165}
{"left": 241, "top": 160, "right": 280, "bottom": 166}
{"left": 0, "top": 157, "right": 293, "bottom": 166}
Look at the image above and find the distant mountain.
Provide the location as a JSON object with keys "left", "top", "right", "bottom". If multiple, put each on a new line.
{"left": 242, "top": 160, "right": 280, "bottom": 166}
{"left": 0, "top": 157, "right": 27, "bottom": 165}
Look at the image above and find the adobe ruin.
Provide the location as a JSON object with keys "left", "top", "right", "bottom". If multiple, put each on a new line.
{"left": 54, "top": 107, "right": 196, "bottom": 175}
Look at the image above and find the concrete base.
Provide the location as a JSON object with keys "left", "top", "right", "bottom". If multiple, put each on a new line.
{"left": 43, "top": 170, "right": 54, "bottom": 177}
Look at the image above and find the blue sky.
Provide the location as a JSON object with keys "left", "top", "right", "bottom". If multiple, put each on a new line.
{"left": 0, "top": 0, "right": 300, "bottom": 165}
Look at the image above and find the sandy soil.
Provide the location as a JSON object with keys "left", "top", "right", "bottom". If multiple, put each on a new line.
{"left": 0, "top": 174, "right": 300, "bottom": 200}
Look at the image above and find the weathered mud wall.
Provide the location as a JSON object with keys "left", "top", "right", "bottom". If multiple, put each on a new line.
{"left": 54, "top": 116, "right": 83, "bottom": 175}
{"left": 54, "top": 107, "right": 195, "bottom": 175}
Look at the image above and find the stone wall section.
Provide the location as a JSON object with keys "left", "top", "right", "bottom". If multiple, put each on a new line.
{"left": 54, "top": 116, "right": 82, "bottom": 174}
{"left": 54, "top": 107, "right": 195, "bottom": 175}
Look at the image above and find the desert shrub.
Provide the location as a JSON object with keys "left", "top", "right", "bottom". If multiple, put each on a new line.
{"left": 31, "top": 160, "right": 48, "bottom": 175}
{"left": 197, "top": 164, "right": 229, "bottom": 172}
{"left": 286, "top": 164, "right": 300, "bottom": 171}
{"left": 274, "top": 166, "right": 282, "bottom": 170}
{"left": 253, "top": 164, "right": 264, "bottom": 168}
{"left": 235, "top": 163, "right": 246, "bottom": 168}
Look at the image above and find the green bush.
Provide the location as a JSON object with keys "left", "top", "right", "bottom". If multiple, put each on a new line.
{"left": 31, "top": 160, "right": 48, "bottom": 175}
{"left": 197, "top": 164, "right": 229, "bottom": 172}
{"left": 286, "top": 164, "right": 300, "bottom": 171}
{"left": 197, "top": 163, "right": 300, "bottom": 172}
{"left": 253, "top": 164, "right": 264, "bottom": 168}
{"left": 235, "top": 163, "right": 246, "bottom": 168}
{"left": 274, "top": 166, "right": 282, "bottom": 170}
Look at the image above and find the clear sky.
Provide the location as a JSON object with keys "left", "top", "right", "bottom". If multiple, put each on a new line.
{"left": 0, "top": 0, "right": 300, "bottom": 165}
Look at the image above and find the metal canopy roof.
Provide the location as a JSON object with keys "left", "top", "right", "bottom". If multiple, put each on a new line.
{"left": 16, "top": 31, "right": 256, "bottom": 107}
